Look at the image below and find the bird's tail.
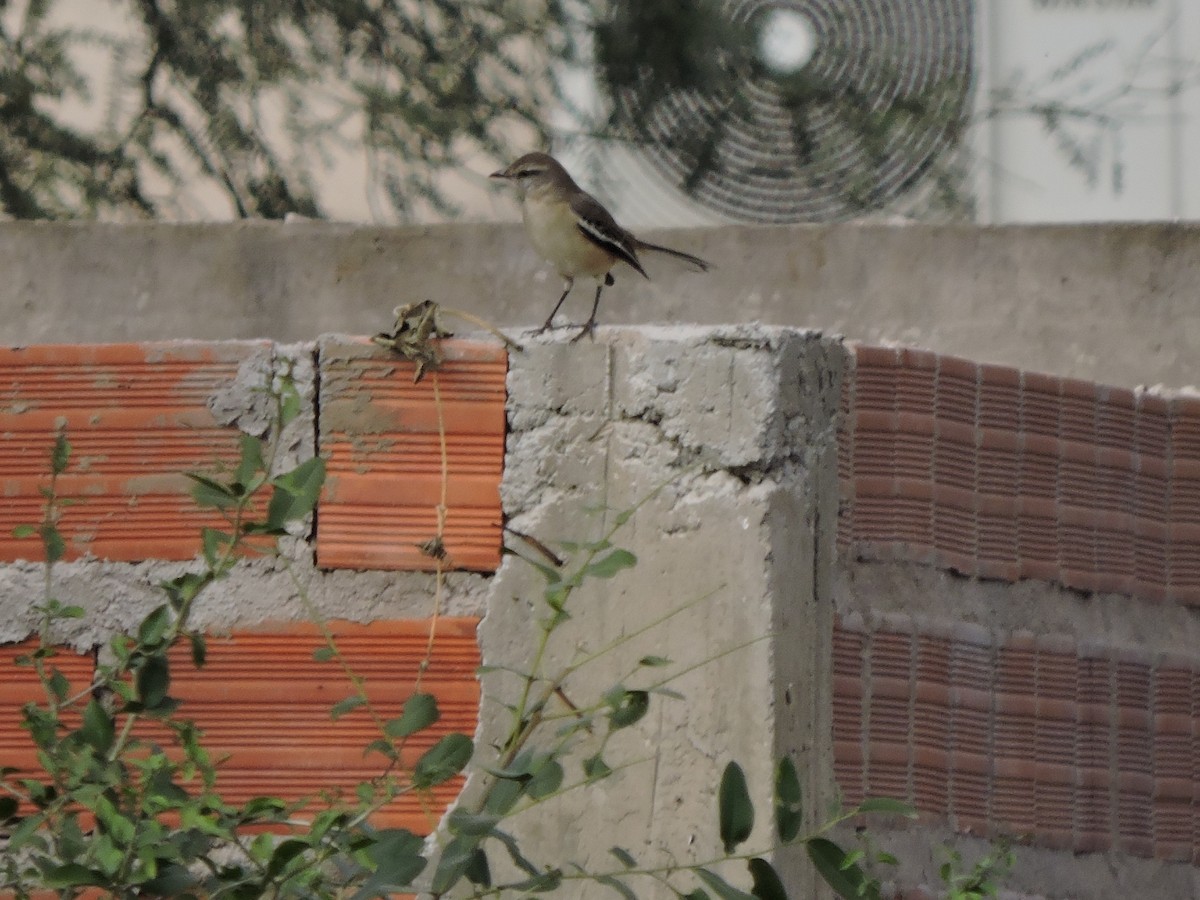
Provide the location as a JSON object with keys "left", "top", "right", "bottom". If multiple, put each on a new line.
{"left": 636, "top": 240, "right": 711, "bottom": 272}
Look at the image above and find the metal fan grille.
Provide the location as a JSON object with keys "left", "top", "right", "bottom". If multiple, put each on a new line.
{"left": 613, "top": 0, "right": 973, "bottom": 223}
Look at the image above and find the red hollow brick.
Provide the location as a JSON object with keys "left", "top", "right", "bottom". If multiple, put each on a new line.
{"left": 0, "top": 341, "right": 270, "bottom": 562}
{"left": 317, "top": 338, "right": 505, "bottom": 572}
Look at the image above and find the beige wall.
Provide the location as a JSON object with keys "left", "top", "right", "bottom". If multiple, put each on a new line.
{"left": 2, "top": 221, "right": 1197, "bottom": 389}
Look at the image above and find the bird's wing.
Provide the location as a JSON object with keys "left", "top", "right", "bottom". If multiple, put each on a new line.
{"left": 570, "top": 192, "right": 649, "bottom": 279}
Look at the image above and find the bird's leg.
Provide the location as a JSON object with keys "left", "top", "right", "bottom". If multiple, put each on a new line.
{"left": 530, "top": 278, "right": 574, "bottom": 336}
{"left": 570, "top": 280, "right": 607, "bottom": 344}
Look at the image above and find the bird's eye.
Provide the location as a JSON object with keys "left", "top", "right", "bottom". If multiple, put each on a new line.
{"left": 517, "top": 169, "right": 539, "bottom": 178}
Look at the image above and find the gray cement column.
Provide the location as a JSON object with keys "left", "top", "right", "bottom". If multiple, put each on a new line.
{"left": 458, "top": 325, "right": 844, "bottom": 899}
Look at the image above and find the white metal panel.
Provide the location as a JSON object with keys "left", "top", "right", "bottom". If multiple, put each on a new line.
{"left": 977, "top": 0, "right": 1194, "bottom": 222}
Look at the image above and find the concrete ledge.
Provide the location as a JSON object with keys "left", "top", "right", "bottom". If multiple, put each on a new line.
{"left": 3, "top": 222, "right": 1199, "bottom": 387}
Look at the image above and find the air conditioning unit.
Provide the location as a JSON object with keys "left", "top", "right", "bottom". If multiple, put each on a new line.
{"left": 553, "top": 0, "right": 1198, "bottom": 227}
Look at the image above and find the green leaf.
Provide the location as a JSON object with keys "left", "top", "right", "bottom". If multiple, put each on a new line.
{"left": 595, "top": 873, "right": 638, "bottom": 899}
{"left": 585, "top": 548, "right": 637, "bottom": 579}
{"left": 412, "top": 733, "right": 473, "bottom": 788}
{"left": 610, "top": 846, "right": 637, "bottom": 868}
{"left": 430, "top": 834, "right": 476, "bottom": 894}
{"left": 266, "top": 457, "right": 326, "bottom": 529}
{"left": 719, "top": 762, "right": 755, "bottom": 853}
{"left": 483, "top": 776, "right": 524, "bottom": 815}
{"left": 805, "top": 838, "right": 879, "bottom": 900}
{"left": 331, "top": 694, "right": 367, "bottom": 720}
{"left": 279, "top": 377, "right": 303, "bottom": 427}
{"left": 93, "top": 794, "right": 135, "bottom": 844}
{"left": 312, "top": 645, "right": 335, "bottom": 662}
{"left": 189, "top": 632, "right": 207, "bottom": 668}
{"left": 47, "top": 668, "right": 70, "bottom": 701}
{"left": 80, "top": 699, "right": 114, "bottom": 754}
{"left": 695, "top": 868, "right": 756, "bottom": 900}
{"left": 160, "top": 572, "right": 212, "bottom": 612}
{"left": 41, "top": 863, "right": 105, "bottom": 889}
{"left": 51, "top": 432, "right": 71, "bottom": 475}
{"left": 855, "top": 797, "right": 917, "bottom": 818}
{"left": 201, "top": 528, "right": 233, "bottom": 568}
{"left": 526, "top": 759, "right": 563, "bottom": 799}
{"left": 364, "top": 828, "right": 427, "bottom": 889}
{"left": 41, "top": 524, "right": 65, "bottom": 564}
{"left": 235, "top": 434, "right": 266, "bottom": 488}
{"left": 138, "top": 604, "right": 172, "bottom": 648}
{"left": 135, "top": 653, "right": 171, "bottom": 709}
{"left": 384, "top": 692, "right": 439, "bottom": 738}
{"left": 447, "top": 809, "right": 500, "bottom": 837}
{"left": 12, "top": 523, "right": 36, "bottom": 539}
{"left": 774, "top": 756, "right": 803, "bottom": 843}
{"left": 584, "top": 753, "right": 613, "bottom": 781}
{"left": 364, "top": 738, "right": 399, "bottom": 761}
{"left": 7, "top": 814, "right": 45, "bottom": 852}
{"left": 266, "top": 838, "right": 309, "bottom": 878}
{"left": 464, "top": 847, "right": 491, "bottom": 887}
{"left": 186, "top": 473, "right": 238, "bottom": 510}
{"left": 747, "top": 858, "right": 789, "bottom": 900}
{"left": 140, "top": 864, "right": 197, "bottom": 895}
{"left": 606, "top": 688, "right": 650, "bottom": 730}
{"left": 528, "top": 559, "right": 562, "bottom": 585}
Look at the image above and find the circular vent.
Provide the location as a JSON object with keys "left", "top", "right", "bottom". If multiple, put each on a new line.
{"left": 596, "top": 0, "right": 973, "bottom": 223}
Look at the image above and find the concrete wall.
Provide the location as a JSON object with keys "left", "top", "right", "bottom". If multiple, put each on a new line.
{"left": 460, "top": 328, "right": 843, "bottom": 898}
{"left": 5, "top": 218, "right": 1200, "bottom": 897}
{"left": 2, "top": 222, "right": 1198, "bottom": 389}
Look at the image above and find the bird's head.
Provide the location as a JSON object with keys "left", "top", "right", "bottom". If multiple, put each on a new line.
{"left": 490, "top": 152, "right": 561, "bottom": 197}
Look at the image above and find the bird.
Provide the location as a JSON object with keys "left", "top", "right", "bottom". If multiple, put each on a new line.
{"left": 490, "top": 152, "right": 710, "bottom": 342}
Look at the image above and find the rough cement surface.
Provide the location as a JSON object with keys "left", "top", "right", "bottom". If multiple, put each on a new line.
{"left": 0, "top": 557, "right": 488, "bottom": 651}
{"left": 830, "top": 822, "right": 1200, "bottom": 900}
{"left": 835, "top": 560, "right": 1200, "bottom": 658}
{"left": 206, "top": 340, "right": 317, "bottom": 475}
{"left": 448, "top": 326, "right": 844, "bottom": 899}
{"left": 2, "top": 222, "right": 1198, "bottom": 388}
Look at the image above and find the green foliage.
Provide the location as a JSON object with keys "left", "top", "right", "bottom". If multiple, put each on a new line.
{"left": 0, "top": 0, "right": 575, "bottom": 220}
{"left": 719, "top": 762, "right": 755, "bottom": 854}
{"left": 940, "top": 842, "right": 1015, "bottom": 900}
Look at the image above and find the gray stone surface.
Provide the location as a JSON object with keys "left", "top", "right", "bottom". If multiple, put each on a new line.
{"left": 0, "top": 557, "right": 489, "bottom": 651}
{"left": 445, "top": 326, "right": 844, "bottom": 899}
{"left": 835, "top": 560, "right": 1200, "bottom": 659}
{"left": 829, "top": 822, "right": 1200, "bottom": 900}
{"left": 2, "top": 222, "right": 1198, "bottom": 388}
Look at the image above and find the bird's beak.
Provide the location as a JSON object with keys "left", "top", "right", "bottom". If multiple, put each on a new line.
{"left": 489, "top": 169, "right": 508, "bottom": 180}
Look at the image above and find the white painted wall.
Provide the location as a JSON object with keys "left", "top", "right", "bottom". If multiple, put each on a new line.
{"left": 975, "top": 0, "right": 1198, "bottom": 222}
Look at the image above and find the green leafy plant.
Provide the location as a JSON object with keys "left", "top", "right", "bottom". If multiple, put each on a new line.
{"left": 940, "top": 841, "right": 1015, "bottom": 900}
{"left": 2, "top": 392, "right": 921, "bottom": 899}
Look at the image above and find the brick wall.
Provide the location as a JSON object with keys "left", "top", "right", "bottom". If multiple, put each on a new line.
{"left": 837, "top": 344, "right": 1200, "bottom": 869}
{"left": 839, "top": 345, "right": 1200, "bottom": 605}
{"left": 7, "top": 333, "right": 1200, "bottom": 893}
{"left": 0, "top": 338, "right": 504, "bottom": 832}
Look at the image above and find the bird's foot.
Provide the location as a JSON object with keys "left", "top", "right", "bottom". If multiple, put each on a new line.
{"left": 569, "top": 320, "right": 597, "bottom": 344}
{"left": 525, "top": 320, "right": 557, "bottom": 338}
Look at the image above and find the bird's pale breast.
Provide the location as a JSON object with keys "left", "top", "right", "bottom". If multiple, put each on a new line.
{"left": 522, "top": 195, "right": 615, "bottom": 279}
